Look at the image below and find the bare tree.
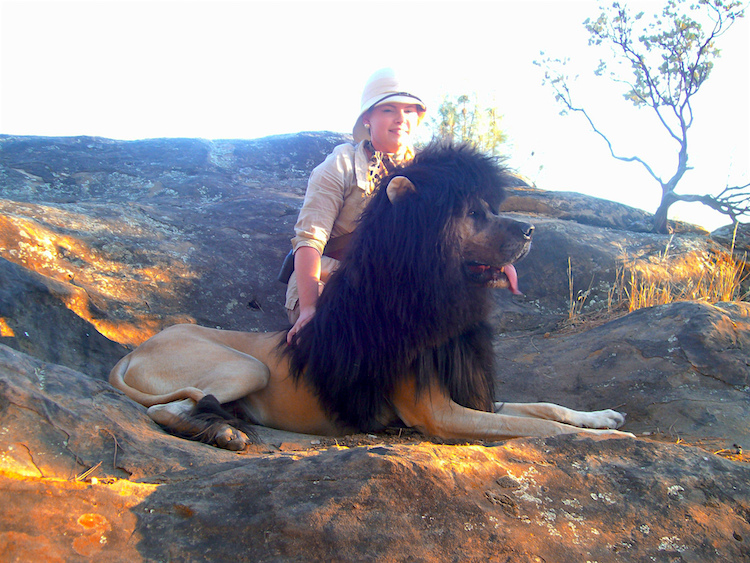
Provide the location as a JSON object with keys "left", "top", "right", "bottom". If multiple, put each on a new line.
{"left": 537, "top": 0, "right": 748, "bottom": 233}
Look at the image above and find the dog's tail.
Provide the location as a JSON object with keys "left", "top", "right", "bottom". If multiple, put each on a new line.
{"left": 109, "top": 354, "right": 205, "bottom": 407}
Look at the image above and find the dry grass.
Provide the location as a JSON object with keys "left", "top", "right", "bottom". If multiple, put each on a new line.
{"left": 607, "top": 234, "right": 748, "bottom": 313}
{"left": 567, "top": 257, "right": 595, "bottom": 320}
{"left": 567, "top": 229, "right": 749, "bottom": 325}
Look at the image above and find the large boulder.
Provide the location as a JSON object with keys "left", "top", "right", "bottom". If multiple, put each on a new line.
{"left": 494, "top": 300, "right": 750, "bottom": 446}
{"left": 0, "top": 135, "right": 733, "bottom": 346}
{"left": 0, "top": 134, "right": 346, "bottom": 346}
{"left": 1, "top": 344, "right": 748, "bottom": 562}
{"left": 1, "top": 133, "right": 748, "bottom": 561}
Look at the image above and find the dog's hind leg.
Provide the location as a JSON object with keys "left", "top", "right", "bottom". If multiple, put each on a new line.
{"left": 494, "top": 402, "right": 626, "bottom": 430}
{"left": 148, "top": 396, "right": 257, "bottom": 451}
{"left": 147, "top": 354, "right": 271, "bottom": 450}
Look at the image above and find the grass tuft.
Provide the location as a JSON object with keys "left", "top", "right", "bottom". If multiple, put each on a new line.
{"left": 567, "top": 230, "right": 748, "bottom": 326}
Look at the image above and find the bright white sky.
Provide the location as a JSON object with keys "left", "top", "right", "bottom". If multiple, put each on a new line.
{"left": 1, "top": 0, "right": 748, "bottom": 230}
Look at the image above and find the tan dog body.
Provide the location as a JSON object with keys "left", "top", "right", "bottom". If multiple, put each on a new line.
{"left": 110, "top": 323, "right": 629, "bottom": 449}
{"left": 110, "top": 325, "right": 343, "bottom": 438}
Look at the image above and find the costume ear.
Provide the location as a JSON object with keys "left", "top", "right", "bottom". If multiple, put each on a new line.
{"left": 386, "top": 176, "right": 416, "bottom": 203}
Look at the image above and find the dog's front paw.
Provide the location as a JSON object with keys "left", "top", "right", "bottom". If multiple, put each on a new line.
{"left": 579, "top": 409, "right": 626, "bottom": 429}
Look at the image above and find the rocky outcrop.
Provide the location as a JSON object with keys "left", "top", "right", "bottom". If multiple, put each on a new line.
{"left": 1, "top": 134, "right": 735, "bottom": 347}
{"left": 1, "top": 133, "right": 748, "bottom": 561}
{"left": 1, "top": 344, "right": 748, "bottom": 562}
{"left": 0, "top": 257, "right": 128, "bottom": 379}
{"left": 0, "top": 134, "right": 343, "bottom": 349}
{"left": 495, "top": 300, "right": 750, "bottom": 446}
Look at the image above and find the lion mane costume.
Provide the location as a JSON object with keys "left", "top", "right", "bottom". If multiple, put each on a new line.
{"left": 286, "top": 143, "right": 512, "bottom": 431}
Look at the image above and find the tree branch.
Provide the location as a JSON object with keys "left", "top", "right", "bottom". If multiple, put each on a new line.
{"left": 564, "top": 97, "right": 665, "bottom": 185}
{"left": 673, "top": 182, "right": 750, "bottom": 223}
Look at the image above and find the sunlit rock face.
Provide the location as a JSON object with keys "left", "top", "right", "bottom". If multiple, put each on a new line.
{"left": 0, "top": 133, "right": 347, "bottom": 352}
{"left": 1, "top": 344, "right": 748, "bottom": 562}
{"left": 1, "top": 133, "right": 749, "bottom": 561}
{"left": 0, "top": 257, "right": 129, "bottom": 379}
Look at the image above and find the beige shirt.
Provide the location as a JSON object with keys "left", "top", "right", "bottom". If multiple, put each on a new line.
{"left": 291, "top": 141, "right": 372, "bottom": 256}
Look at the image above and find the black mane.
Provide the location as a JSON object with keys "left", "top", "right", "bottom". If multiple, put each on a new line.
{"left": 285, "top": 143, "right": 516, "bottom": 431}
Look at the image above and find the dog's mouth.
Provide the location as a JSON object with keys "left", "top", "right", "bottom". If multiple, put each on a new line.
{"left": 465, "top": 263, "right": 522, "bottom": 294}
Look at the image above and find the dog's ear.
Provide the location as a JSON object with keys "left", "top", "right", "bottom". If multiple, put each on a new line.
{"left": 386, "top": 176, "right": 416, "bottom": 203}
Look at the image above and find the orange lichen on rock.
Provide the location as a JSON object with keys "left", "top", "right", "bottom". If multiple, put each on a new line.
{"left": 0, "top": 470, "right": 156, "bottom": 561}
{"left": 72, "top": 513, "right": 111, "bottom": 557}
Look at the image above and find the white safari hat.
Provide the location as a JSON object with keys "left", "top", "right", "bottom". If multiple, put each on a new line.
{"left": 353, "top": 68, "right": 426, "bottom": 143}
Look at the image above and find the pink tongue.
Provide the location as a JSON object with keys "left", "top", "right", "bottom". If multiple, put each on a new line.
{"left": 503, "top": 264, "right": 522, "bottom": 295}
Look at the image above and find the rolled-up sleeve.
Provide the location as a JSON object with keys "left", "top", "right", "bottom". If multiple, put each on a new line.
{"left": 291, "top": 144, "right": 359, "bottom": 255}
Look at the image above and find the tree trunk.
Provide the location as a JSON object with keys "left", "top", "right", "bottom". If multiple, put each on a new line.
{"left": 652, "top": 189, "right": 678, "bottom": 234}
{"left": 652, "top": 203, "right": 670, "bottom": 233}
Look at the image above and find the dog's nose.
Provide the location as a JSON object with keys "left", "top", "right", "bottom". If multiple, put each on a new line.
{"left": 520, "top": 223, "right": 534, "bottom": 239}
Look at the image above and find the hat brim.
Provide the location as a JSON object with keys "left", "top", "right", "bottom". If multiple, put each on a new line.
{"left": 363, "top": 93, "right": 426, "bottom": 113}
{"left": 352, "top": 94, "right": 426, "bottom": 143}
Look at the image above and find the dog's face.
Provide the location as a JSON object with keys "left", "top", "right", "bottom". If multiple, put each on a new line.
{"left": 456, "top": 197, "right": 534, "bottom": 289}
{"left": 385, "top": 172, "right": 533, "bottom": 291}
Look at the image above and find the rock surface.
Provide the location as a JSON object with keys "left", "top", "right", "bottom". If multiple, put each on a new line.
{"left": 494, "top": 300, "right": 750, "bottom": 446}
{"left": 1, "top": 133, "right": 749, "bottom": 561}
{"left": 1, "top": 345, "right": 749, "bottom": 562}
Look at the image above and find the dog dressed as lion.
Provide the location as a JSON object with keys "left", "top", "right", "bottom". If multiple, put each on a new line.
{"left": 110, "top": 144, "right": 630, "bottom": 450}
